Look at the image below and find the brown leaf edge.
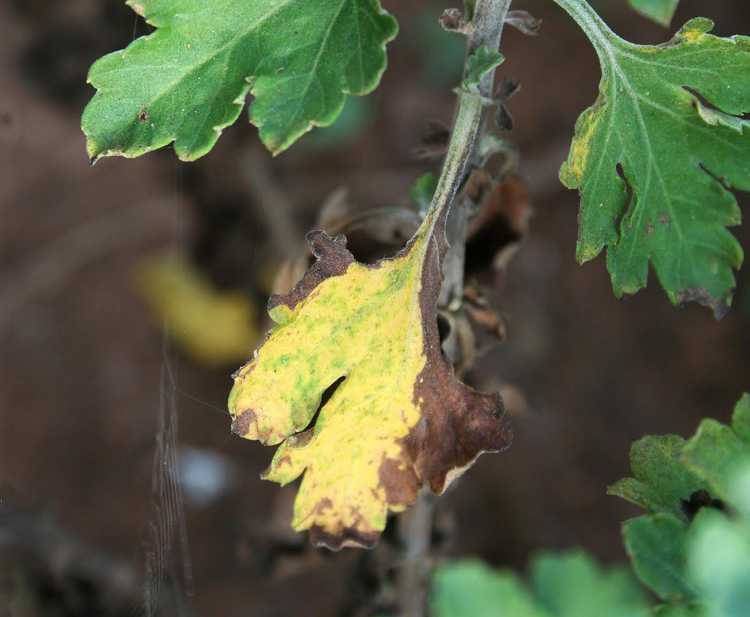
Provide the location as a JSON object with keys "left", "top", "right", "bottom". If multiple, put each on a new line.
{"left": 232, "top": 203, "right": 513, "bottom": 550}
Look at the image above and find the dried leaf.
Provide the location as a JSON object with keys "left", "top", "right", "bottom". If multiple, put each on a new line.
{"left": 228, "top": 209, "right": 511, "bottom": 549}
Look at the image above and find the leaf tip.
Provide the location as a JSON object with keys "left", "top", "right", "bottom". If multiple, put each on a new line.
{"left": 675, "top": 287, "right": 732, "bottom": 320}
{"left": 677, "top": 17, "right": 715, "bottom": 44}
{"left": 308, "top": 523, "right": 379, "bottom": 551}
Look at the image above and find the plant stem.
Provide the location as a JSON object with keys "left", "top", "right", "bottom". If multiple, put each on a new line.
{"left": 551, "top": 0, "right": 616, "bottom": 60}
{"left": 398, "top": 1, "right": 512, "bottom": 615}
{"left": 397, "top": 491, "right": 436, "bottom": 617}
{"left": 422, "top": 0, "right": 512, "bottom": 238}
{"left": 430, "top": 0, "right": 513, "bottom": 307}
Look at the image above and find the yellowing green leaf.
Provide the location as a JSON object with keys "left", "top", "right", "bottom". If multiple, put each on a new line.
{"left": 228, "top": 210, "right": 511, "bottom": 549}
{"left": 82, "top": 0, "right": 397, "bottom": 160}
{"left": 555, "top": 1, "right": 750, "bottom": 316}
{"left": 135, "top": 253, "right": 258, "bottom": 367}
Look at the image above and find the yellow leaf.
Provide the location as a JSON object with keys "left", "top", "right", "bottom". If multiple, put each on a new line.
{"left": 135, "top": 253, "right": 258, "bottom": 367}
{"left": 228, "top": 207, "right": 511, "bottom": 549}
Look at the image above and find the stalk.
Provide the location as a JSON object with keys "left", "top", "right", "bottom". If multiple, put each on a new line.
{"left": 397, "top": 1, "right": 512, "bottom": 615}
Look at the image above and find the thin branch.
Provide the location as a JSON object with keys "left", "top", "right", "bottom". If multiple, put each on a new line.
{"left": 435, "top": 0, "right": 514, "bottom": 307}
{"left": 397, "top": 1, "right": 512, "bottom": 615}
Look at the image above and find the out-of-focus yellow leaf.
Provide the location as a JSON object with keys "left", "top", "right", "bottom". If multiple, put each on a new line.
{"left": 135, "top": 253, "right": 257, "bottom": 367}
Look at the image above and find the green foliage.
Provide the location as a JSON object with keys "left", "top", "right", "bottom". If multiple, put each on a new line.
{"left": 628, "top": 0, "right": 680, "bottom": 26}
{"left": 434, "top": 395, "right": 750, "bottom": 617}
{"left": 409, "top": 173, "right": 438, "bottom": 216}
{"left": 82, "top": 0, "right": 397, "bottom": 160}
{"left": 557, "top": 0, "right": 750, "bottom": 316}
{"left": 431, "top": 552, "right": 649, "bottom": 617}
{"left": 688, "top": 496, "right": 750, "bottom": 617}
{"left": 531, "top": 552, "right": 649, "bottom": 617}
{"left": 615, "top": 394, "right": 750, "bottom": 617}
{"left": 611, "top": 395, "right": 750, "bottom": 514}
{"left": 623, "top": 513, "right": 698, "bottom": 602}
{"left": 608, "top": 435, "right": 706, "bottom": 520}
{"left": 682, "top": 394, "right": 750, "bottom": 501}
{"left": 461, "top": 46, "right": 504, "bottom": 93}
{"left": 431, "top": 560, "right": 544, "bottom": 617}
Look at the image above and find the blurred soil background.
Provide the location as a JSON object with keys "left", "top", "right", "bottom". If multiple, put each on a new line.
{"left": 1, "top": 1, "right": 749, "bottom": 616}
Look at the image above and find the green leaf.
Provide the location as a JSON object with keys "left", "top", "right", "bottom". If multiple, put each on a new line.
{"left": 608, "top": 434, "right": 706, "bottom": 520}
{"left": 732, "top": 457, "right": 750, "bottom": 518}
{"left": 410, "top": 172, "right": 439, "bottom": 216}
{"left": 654, "top": 604, "right": 706, "bottom": 617}
{"left": 531, "top": 552, "right": 650, "bottom": 617}
{"left": 431, "top": 552, "right": 649, "bottom": 617}
{"left": 687, "top": 500, "right": 750, "bottom": 617}
{"left": 623, "top": 514, "right": 698, "bottom": 602}
{"left": 682, "top": 394, "right": 750, "bottom": 504}
{"left": 462, "top": 46, "right": 504, "bottom": 93}
{"left": 82, "top": 0, "right": 398, "bottom": 161}
{"left": 556, "top": 1, "right": 750, "bottom": 316}
{"left": 628, "top": 0, "right": 680, "bottom": 27}
{"left": 731, "top": 393, "right": 750, "bottom": 443}
{"left": 431, "top": 561, "right": 547, "bottom": 617}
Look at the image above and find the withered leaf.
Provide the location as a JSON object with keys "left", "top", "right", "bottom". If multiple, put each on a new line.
{"left": 228, "top": 207, "right": 511, "bottom": 549}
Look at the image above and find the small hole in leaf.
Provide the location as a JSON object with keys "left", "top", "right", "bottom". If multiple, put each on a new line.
{"left": 465, "top": 207, "right": 520, "bottom": 276}
{"left": 683, "top": 86, "right": 750, "bottom": 120}
{"left": 613, "top": 163, "right": 635, "bottom": 230}
{"left": 437, "top": 314, "right": 452, "bottom": 345}
{"left": 698, "top": 162, "right": 731, "bottom": 191}
{"left": 299, "top": 376, "right": 346, "bottom": 435}
{"left": 681, "top": 489, "right": 726, "bottom": 520}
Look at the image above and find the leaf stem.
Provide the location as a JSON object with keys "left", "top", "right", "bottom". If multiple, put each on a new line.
{"left": 398, "top": 2, "right": 512, "bottom": 615}
{"left": 551, "top": 0, "right": 617, "bottom": 61}
{"left": 421, "top": 0, "right": 513, "bottom": 245}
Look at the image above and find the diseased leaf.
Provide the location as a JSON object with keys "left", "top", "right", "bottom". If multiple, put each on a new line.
{"left": 608, "top": 434, "right": 707, "bottom": 520}
{"left": 623, "top": 513, "right": 698, "bottom": 602}
{"left": 82, "top": 0, "right": 397, "bottom": 160}
{"left": 228, "top": 206, "right": 511, "bottom": 549}
{"left": 682, "top": 394, "right": 750, "bottom": 504}
{"left": 557, "top": 4, "right": 750, "bottom": 316}
{"left": 628, "top": 0, "right": 680, "bottom": 27}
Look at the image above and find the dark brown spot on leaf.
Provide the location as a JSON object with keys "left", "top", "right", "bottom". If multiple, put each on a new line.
{"left": 379, "top": 457, "right": 419, "bottom": 507}
{"left": 676, "top": 287, "right": 731, "bottom": 320}
{"left": 681, "top": 489, "right": 726, "bottom": 520}
{"left": 231, "top": 409, "right": 255, "bottom": 437}
{"left": 309, "top": 523, "right": 379, "bottom": 551}
{"left": 268, "top": 230, "right": 355, "bottom": 313}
